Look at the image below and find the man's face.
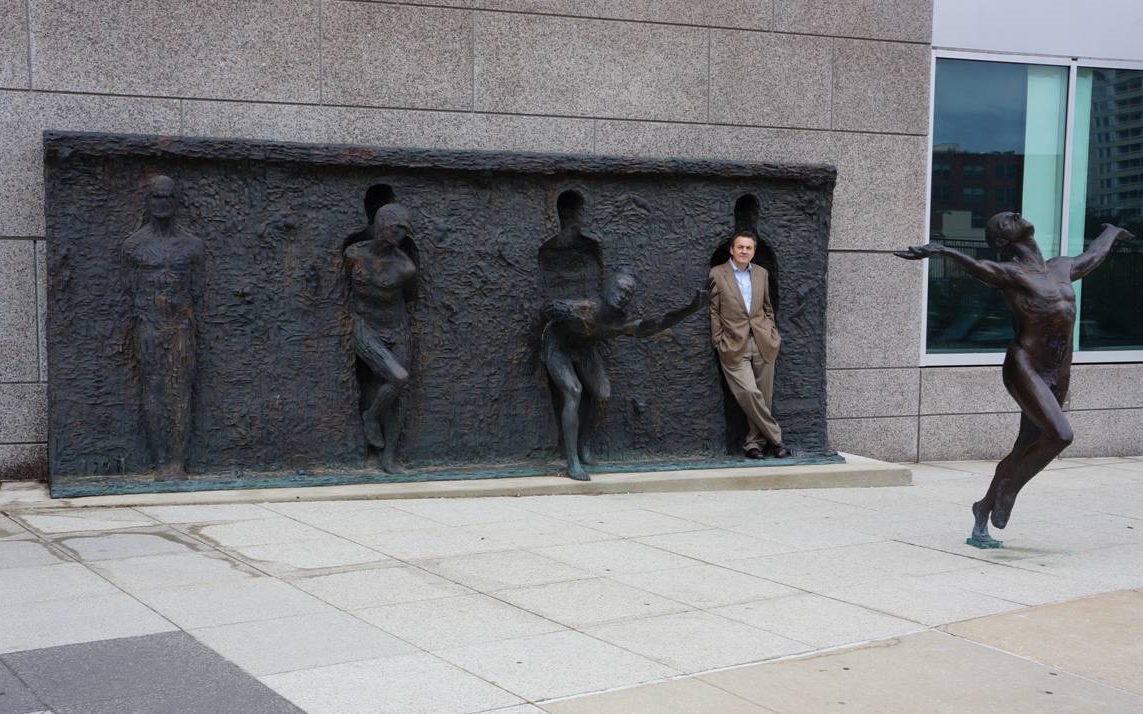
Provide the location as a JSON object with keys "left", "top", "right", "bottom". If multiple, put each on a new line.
{"left": 374, "top": 207, "right": 411, "bottom": 244}
{"left": 149, "top": 180, "right": 176, "bottom": 220}
{"left": 607, "top": 275, "right": 636, "bottom": 311}
{"left": 730, "top": 235, "right": 755, "bottom": 267}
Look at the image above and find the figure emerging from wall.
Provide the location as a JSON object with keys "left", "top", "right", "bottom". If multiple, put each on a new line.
{"left": 896, "top": 212, "right": 1134, "bottom": 548}
{"left": 122, "top": 175, "right": 206, "bottom": 481}
{"left": 539, "top": 190, "right": 603, "bottom": 302}
{"left": 345, "top": 203, "right": 418, "bottom": 473}
{"left": 343, "top": 183, "right": 395, "bottom": 251}
{"left": 709, "top": 230, "right": 789, "bottom": 461}
{"left": 541, "top": 270, "right": 708, "bottom": 481}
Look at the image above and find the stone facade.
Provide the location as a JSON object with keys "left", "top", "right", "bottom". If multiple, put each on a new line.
{"left": 14, "top": 0, "right": 1081, "bottom": 477}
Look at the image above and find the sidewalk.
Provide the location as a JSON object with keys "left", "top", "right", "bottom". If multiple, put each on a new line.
{"left": 2, "top": 457, "right": 1142, "bottom": 714}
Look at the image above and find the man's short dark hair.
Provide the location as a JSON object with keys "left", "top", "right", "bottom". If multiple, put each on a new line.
{"left": 732, "top": 230, "right": 758, "bottom": 248}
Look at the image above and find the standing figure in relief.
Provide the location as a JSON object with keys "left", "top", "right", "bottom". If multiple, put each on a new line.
{"left": 122, "top": 175, "right": 205, "bottom": 481}
{"left": 344, "top": 203, "right": 417, "bottom": 473}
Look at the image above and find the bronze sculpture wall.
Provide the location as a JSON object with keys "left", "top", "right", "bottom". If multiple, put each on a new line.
{"left": 44, "top": 132, "right": 836, "bottom": 495}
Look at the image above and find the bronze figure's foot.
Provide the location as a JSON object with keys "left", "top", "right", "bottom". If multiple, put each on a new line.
{"left": 745, "top": 447, "right": 764, "bottom": 459}
{"left": 380, "top": 449, "right": 404, "bottom": 474}
{"left": 579, "top": 446, "right": 597, "bottom": 466}
{"left": 566, "top": 466, "right": 591, "bottom": 481}
{"left": 968, "top": 500, "right": 1003, "bottom": 549}
{"left": 155, "top": 464, "right": 188, "bottom": 482}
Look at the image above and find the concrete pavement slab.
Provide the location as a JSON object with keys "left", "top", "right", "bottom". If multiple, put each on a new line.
{"left": 724, "top": 547, "right": 897, "bottom": 592}
{"left": 13, "top": 509, "right": 155, "bottom": 534}
{"left": 712, "top": 593, "right": 924, "bottom": 649}
{"left": 260, "top": 652, "right": 523, "bottom": 714}
{"left": 436, "top": 630, "right": 677, "bottom": 701}
{"left": 495, "top": 577, "right": 689, "bottom": 628}
{"left": 279, "top": 505, "right": 442, "bottom": 538}
{"left": 0, "top": 660, "right": 44, "bottom": 714}
{"left": 88, "top": 551, "right": 259, "bottom": 591}
{"left": 388, "top": 498, "right": 533, "bottom": 526}
{"left": 530, "top": 539, "right": 700, "bottom": 575}
{"left": 634, "top": 528, "right": 796, "bottom": 562}
{"left": 945, "top": 590, "right": 1143, "bottom": 695}
{"left": 135, "top": 503, "right": 279, "bottom": 524}
{"left": 53, "top": 529, "right": 202, "bottom": 561}
{"left": 568, "top": 509, "right": 707, "bottom": 538}
{"left": 824, "top": 575, "right": 1023, "bottom": 626}
{"left": 699, "top": 629, "right": 1143, "bottom": 714}
{"left": 540, "top": 677, "right": 779, "bottom": 714}
{"left": 0, "top": 563, "right": 117, "bottom": 605}
{"left": 613, "top": 564, "right": 798, "bottom": 608}
{"left": 0, "top": 540, "right": 66, "bottom": 569}
{"left": 0, "top": 593, "right": 176, "bottom": 653}
{"left": 355, "top": 593, "right": 565, "bottom": 651}
{"left": 0, "top": 514, "right": 28, "bottom": 539}
{"left": 290, "top": 564, "right": 474, "bottom": 610}
{"left": 356, "top": 524, "right": 510, "bottom": 560}
{"left": 918, "top": 564, "right": 1114, "bottom": 606}
{"left": 190, "top": 611, "right": 417, "bottom": 676}
{"left": 222, "top": 536, "right": 391, "bottom": 575}
{"left": 188, "top": 517, "right": 332, "bottom": 548}
{"left": 416, "top": 550, "right": 592, "bottom": 592}
{"left": 129, "top": 578, "right": 332, "bottom": 629}
{"left": 584, "top": 610, "right": 807, "bottom": 673}
{"left": 459, "top": 517, "right": 615, "bottom": 549}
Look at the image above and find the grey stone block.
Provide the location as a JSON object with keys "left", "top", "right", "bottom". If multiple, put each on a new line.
{"left": 324, "top": 106, "right": 596, "bottom": 153}
{"left": 1066, "top": 408, "right": 1143, "bottom": 457}
{"left": 710, "top": 30, "right": 833, "bottom": 129}
{"left": 322, "top": 2, "right": 473, "bottom": 110}
{"left": 775, "top": 0, "right": 932, "bottom": 43}
{"left": 709, "top": 124, "right": 834, "bottom": 164}
{"left": 595, "top": 120, "right": 713, "bottom": 158}
{"left": 827, "top": 368, "right": 919, "bottom": 419}
{"left": 1068, "top": 364, "right": 1143, "bottom": 410}
{"left": 182, "top": 101, "right": 596, "bottom": 155}
{"left": 0, "top": 383, "right": 46, "bottom": 443}
{"left": 0, "top": 239, "right": 37, "bottom": 381}
{"left": 473, "top": 12, "right": 708, "bottom": 121}
{"left": 0, "top": 444, "right": 47, "bottom": 481}
{"left": 0, "top": 90, "right": 181, "bottom": 236}
{"left": 0, "top": 0, "right": 28, "bottom": 89}
{"left": 832, "top": 38, "right": 930, "bottom": 134}
{"left": 28, "top": 0, "right": 320, "bottom": 102}
{"left": 826, "top": 252, "right": 922, "bottom": 369}
{"left": 468, "top": 0, "right": 601, "bottom": 20}
{"left": 828, "top": 132, "right": 929, "bottom": 251}
{"left": 828, "top": 416, "right": 918, "bottom": 462}
{"left": 920, "top": 366, "right": 1016, "bottom": 415}
{"left": 919, "top": 412, "right": 1020, "bottom": 461}
{"left": 600, "top": 0, "right": 772, "bottom": 29}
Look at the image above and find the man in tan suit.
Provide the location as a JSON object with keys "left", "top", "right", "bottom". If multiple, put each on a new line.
{"left": 709, "top": 231, "right": 789, "bottom": 459}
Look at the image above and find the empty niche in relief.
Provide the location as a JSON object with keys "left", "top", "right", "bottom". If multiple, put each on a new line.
{"left": 708, "top": 193, "right": 781, "bottom": 454}
{"left": 343, "top": 183, "right": 396, "bottom": 251}
{"left": 538, "top": 190, "right": 603, "bottom": 302}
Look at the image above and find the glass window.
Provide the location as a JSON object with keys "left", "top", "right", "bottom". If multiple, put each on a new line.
{"left": 1068, "top": 67, "right": 1143, "bottom": 350}
{"left": 927, "top": 59, "right": 1068, "bottom": 353}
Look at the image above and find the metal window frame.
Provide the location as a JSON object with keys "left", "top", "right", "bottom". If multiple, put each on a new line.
{"left": 922, "top": 49, "right": 1143, "bottom": 367}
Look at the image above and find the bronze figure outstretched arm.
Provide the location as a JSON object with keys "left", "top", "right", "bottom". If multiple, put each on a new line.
{"left": 894, "top": 243, "right": 1012, "bottom": 287}
{"left": 1069, "top": 224, "right": 1134, "bottom": 280}
{"left": 626, "top": 285, "right": 709, "bottom": 338}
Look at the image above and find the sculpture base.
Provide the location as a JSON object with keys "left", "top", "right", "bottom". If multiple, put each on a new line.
{"left": 49, "top": 453, "right": 848, "bottom": 498}
{"left": 966, "top": 535, "right": 1004, "bottom": 549}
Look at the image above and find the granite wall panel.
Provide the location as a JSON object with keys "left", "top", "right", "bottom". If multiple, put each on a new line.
{"left": 710, "top": 30, "right": 833, "bottom": 130}
{"left": 28, "top": 0, "right": 321, "bottom": 102}
{"left": 322, "top": 2, "right": 473, "bottom": 111}
{"left": 472, "top": 12, "right": 708, "bottom": 121}
{"left": 0, "top": 240, "right": 38, "bottom": 382}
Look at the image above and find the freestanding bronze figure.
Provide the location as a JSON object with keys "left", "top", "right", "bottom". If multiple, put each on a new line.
{"left": 122, "top": 175, "right": 205, "bottom": 481}
{"left": 345, "top": 203, "right": 417, "bottom": 473}
{"left": 541, "top": 271, "right": 707, "bottom": 481}
{"left": 896, "top": 212, "right": 1134, "bottom": 547}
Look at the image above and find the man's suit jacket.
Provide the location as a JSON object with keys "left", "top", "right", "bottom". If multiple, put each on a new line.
{"left": 708, "top": 261, "right": 781, "bottom": 366}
